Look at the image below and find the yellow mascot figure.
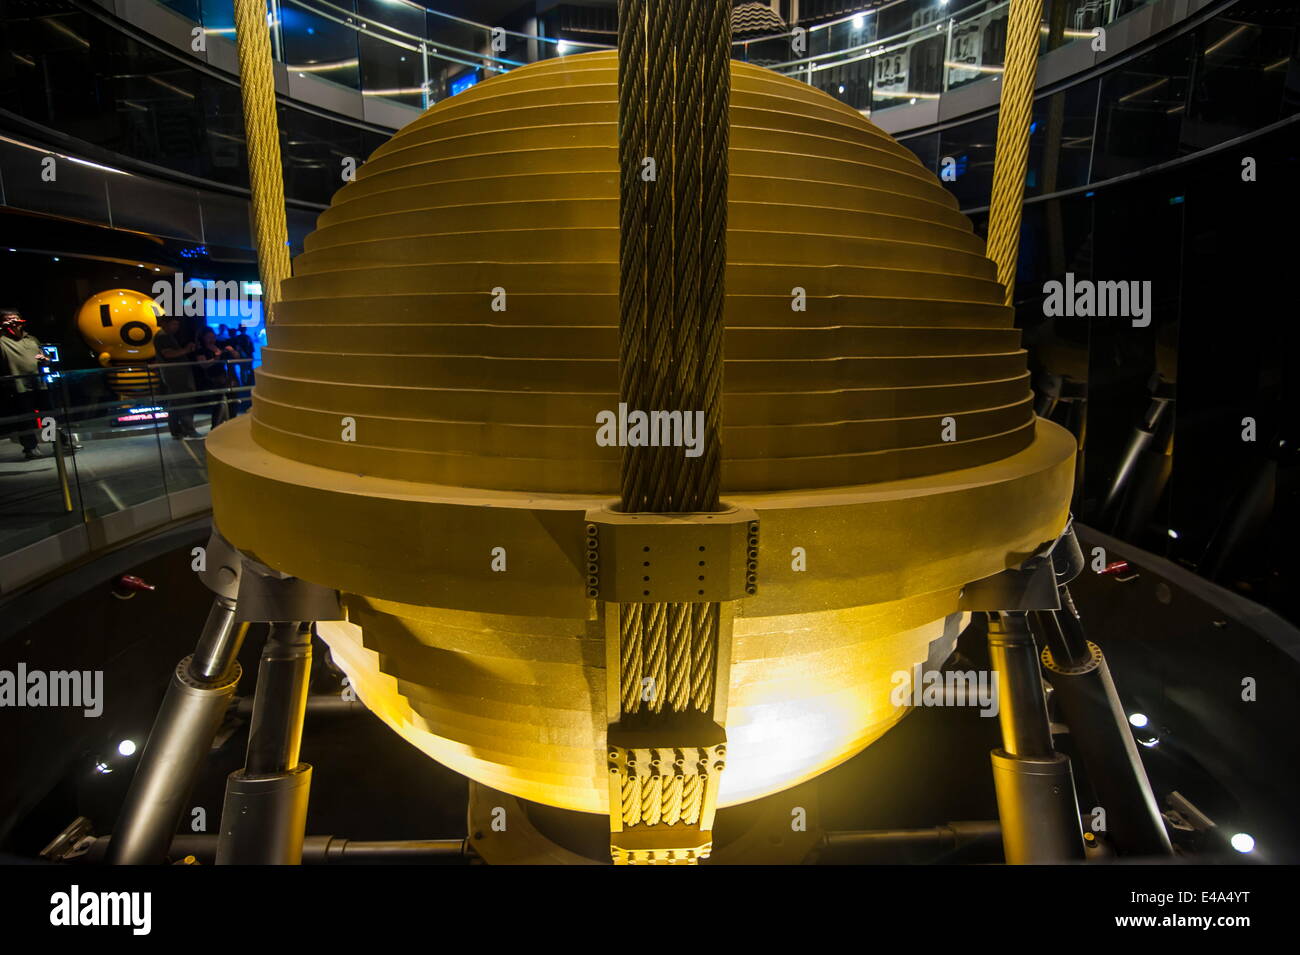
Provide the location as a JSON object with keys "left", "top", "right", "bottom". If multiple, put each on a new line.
{"left": 76, "top": 289, "right": 164, "bottom": 399}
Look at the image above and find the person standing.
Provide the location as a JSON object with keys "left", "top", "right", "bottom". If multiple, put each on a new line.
{"left": 195, "top": 326, "right": 239, "bottom": 428}
{"left": 152, "top": 315, "right": 201, "bottom": 439}
{"left": 230, "top": 324, "right": 254, "bottom": 388}
{"left": 1, "top": 309, "right": 49, "bottom": 459}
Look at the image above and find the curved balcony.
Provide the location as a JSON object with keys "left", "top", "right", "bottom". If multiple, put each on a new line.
{"left": 0, "top": 361, "right": 249, "bottom": 594}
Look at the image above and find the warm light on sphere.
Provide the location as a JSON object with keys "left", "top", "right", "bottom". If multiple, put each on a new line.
{"left": 207, "top": 52, "right": 1076, "bottom": 814}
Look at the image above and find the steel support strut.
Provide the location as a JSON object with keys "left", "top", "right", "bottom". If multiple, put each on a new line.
{"left": 106, "top": 594, "right": 247, "bottom": 865}
{"left": 215, "top": 621, "right": 314, "bottom": 864}
{"left": 1035, "top": 588, "right": 1173, "bottom": 856}
{"left": 986, "top": 612, "right": 1085, "bottom": 863}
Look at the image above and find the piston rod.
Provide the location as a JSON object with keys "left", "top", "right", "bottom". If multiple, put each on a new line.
{"left": 106, "top": 595, "right": 248, "bottom": 865}
{"left": 986, "top": 612, "right": 1085, "bottom": 863}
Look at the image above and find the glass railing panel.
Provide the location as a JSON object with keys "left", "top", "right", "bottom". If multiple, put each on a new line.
{"left": 107, "top": 43, "right": 210, "bottom": 178}
{"left": 1025, "top": 76, "right": 1100, "bottom": 198}
{"left": 1092, "top": 27, "right": 1195, "bottom": 181}
{"left": 942, "top": 2, "right": 1011, "bottom": 94}
{"left": 0, "top": 360, "right": 261, "bottom": 561}
{"left": 935, "top": 110, "right": 1000, "bottom": 208}
{"left": 198, "top": 0, "right": 236, "bottom": 36}
{"left": 279, "top": 0, "right": 362, "bottom": 91}
{"left": 898, "top": 0, "right": 1297, "bottom": 214}
{"left": 0, "top": 374, "right": 86, "bottom": 555}
{"left": 423, "top": 13, "right": 493, "bottom": 65}
{"left": 357, "top": 0, "right": 425, "bottom": 40}
{"left": 734, "top": 34, "right": 794, "bottom": 67}
{"left": 278, "top": 101, "right": 366, "bottom": 205}
{"left": 197, "top": 71, "right": 253, "bottom": 190}
{"left": 1040, "top": 0, "right": 1111, "bottom": 55}
{"left": 900, "top": 129, "right": 942, "bottom": 176}
{"left": 868, "top": 22, "right": 951, "bottom": 112}
{"left": 60, "top": 391, "right": 172, "bottom": 522}
{"left": 760, "top": 0, "right": 1175, "bottom": 108}
{"left": 137, "top": 0, "right": 1184, "bottom": 122}
{"left": 1182, "top": 9, "right": 1298, "bottom": 152}
{"left": 151, "top": 362, "right": 242, "bottom": 496}
{"left": 159, "top": 0, "right": 203, "bottom": 23}
{"left": 357, "top": 33, "right": 424, "bottom": 107}
{"left": 1, "top": 4, "right": 106, "bottom": 140}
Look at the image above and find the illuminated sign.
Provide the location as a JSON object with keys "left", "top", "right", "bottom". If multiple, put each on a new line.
{"left": 114, "top": 406, "right": 168, "bottom": 425}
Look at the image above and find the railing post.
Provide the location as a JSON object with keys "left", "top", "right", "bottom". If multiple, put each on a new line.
{"left": 50, "top": 416, "right": 72, "bottom": 513}
{"left": 421, "top": 42, "right": 430, "bottom": 108}
{"left": 944, "top": 16, "right": 955, "bottom": 91}
{"left": 269, "top": 0, "right": 283, "bottom": 61}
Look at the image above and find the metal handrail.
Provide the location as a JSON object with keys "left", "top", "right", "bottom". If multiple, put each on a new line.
{"left": 0, "top": 359, "right": 257, "bottom": 556}
{"left": 163, "top": 0, "right": 1143, "bottom": 114}
{"left": 766, "top": 0, "right": 1006, "bottom": 73}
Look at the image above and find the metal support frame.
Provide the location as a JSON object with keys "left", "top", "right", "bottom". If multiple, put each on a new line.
{"left": 105, "top": 595, "right": 246, "bottom": 865}
{"left": 216, "top": 621, "right": 314, "bottom": 865}
{"left": 108, "top": 526, "right": 341, "bottom": 865}
{"left": 963, "top": 521, "right": 1088, "bottom": 863}
{"left": 71, "top": 831, "right": 469, "bottom": 865}
{"left": 987, "top": 611, "right": 1086, "bottom": 863}
{"left": 974, "top": 518, "right": 1171, "bottom": 861}
{"left": 1035, "top": 589, "right": 1173, "bottom": 857}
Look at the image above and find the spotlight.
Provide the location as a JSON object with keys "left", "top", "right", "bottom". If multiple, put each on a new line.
{"left": 852, "top": 14, "right": 864, "bottom": 30}
{"left": 1230, "top": 832, "right": 1256, "bottom": 853}
{"left": 117, "top": 739, "right": 137, "bottom": 757}
{"left": 1128, "top": 712, "right": 1149, "bottom": 728}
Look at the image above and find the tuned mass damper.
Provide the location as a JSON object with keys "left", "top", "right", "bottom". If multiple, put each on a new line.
{"left": 207, "top": 50, "right": 1075, "bottom": 817}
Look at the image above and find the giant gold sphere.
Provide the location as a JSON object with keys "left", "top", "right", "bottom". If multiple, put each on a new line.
{"left": 208, "top": 52, "right": 1076, "bottom": 813}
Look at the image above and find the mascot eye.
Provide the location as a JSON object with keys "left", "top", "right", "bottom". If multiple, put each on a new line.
{"left": 119, "top": 321, "right": 153, "bottom": 346}
{"left": 99, "top": 304, "right": 113, "bottom": 328}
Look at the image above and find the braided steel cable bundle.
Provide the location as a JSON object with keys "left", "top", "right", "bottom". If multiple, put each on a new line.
{"left": 616, "top": 0, "right": 732, "bottom": 733}
{"left": 985, "top": 0, "right": 1046, "bottom": 306}
{"left": 231, "top": 0, "right": 292, "bottom": 318}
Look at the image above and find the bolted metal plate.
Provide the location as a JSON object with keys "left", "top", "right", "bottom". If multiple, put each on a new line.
{"left": 584, "top": 506, "right": 759, "bottom": 603}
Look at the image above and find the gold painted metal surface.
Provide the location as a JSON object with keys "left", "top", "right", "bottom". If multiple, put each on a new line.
{"left": 253, "top": 51, "right": 1033, "bottom": 494}
{"left": 584, "top": 507, "right": 758, "bottom": 603}
{"left": 208, "top": 53, "right": 1076, "bottom": 816}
